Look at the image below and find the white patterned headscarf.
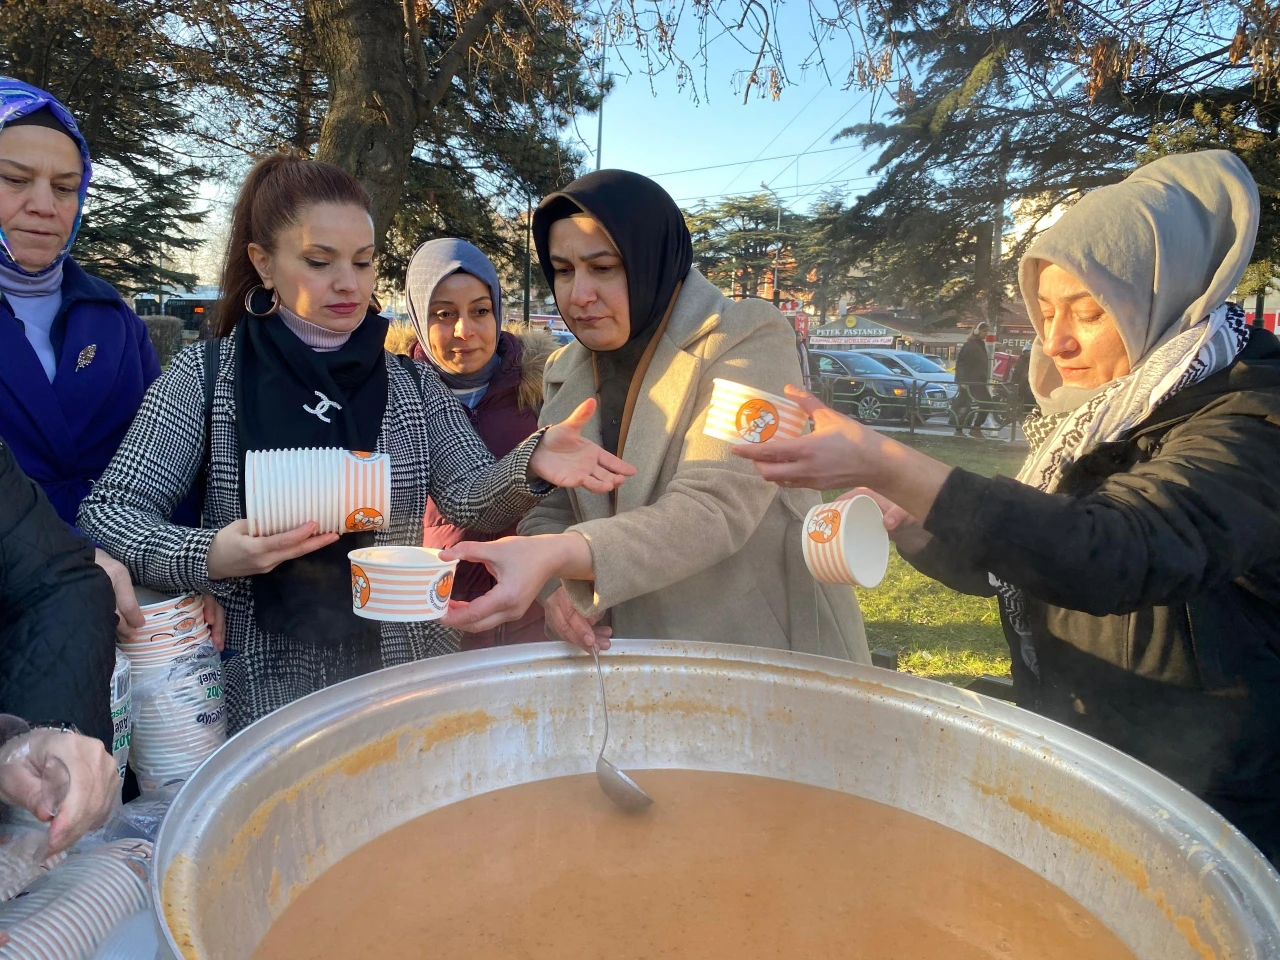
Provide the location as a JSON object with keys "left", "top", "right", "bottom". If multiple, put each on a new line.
{"left": 995, "top": 150, "right": 1259, "bottom": 675}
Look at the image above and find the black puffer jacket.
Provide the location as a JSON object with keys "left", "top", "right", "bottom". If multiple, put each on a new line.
{"left": 907, "top": 327, "right": 1280, "bottom": 862}
{"left": 0, "top": 439, "right": 115, "bottom": 746}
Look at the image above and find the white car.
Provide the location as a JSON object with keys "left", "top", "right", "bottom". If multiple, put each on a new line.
{"left": 855, "top": 349, "right": 959, "bottom": 422}
{"left": 856, "top": 349, "right": 956, "bottom": 389}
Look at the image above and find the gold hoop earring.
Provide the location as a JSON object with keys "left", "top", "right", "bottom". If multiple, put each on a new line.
{"left": 245, "top": 285, "right": 279, "bottom": 317}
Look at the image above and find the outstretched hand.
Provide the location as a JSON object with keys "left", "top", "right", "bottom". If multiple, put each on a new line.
{"left": 529, "top": 398, "right": 636, "bottom": 493}
{"left": 732, "top": 385, "right": 954, "bottom": 523}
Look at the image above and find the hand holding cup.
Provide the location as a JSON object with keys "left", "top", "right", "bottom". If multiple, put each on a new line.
{"left": 207, "top": 520, "right": 339, "bottom": 581}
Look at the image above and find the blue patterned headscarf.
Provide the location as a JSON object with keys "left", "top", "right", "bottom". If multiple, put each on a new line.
{"left": 0, "top": 77, "right": 92, "bottom": 278}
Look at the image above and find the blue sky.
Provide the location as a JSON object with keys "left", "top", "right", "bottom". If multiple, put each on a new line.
{"left": 574, "top": 17, "right": 891, "bottom": 214}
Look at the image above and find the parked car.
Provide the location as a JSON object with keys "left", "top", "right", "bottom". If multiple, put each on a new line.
{"left": 807, "top": 350, "right": 914, "bottom": 424}
{"left": 549, "top": 329, "right": 576, "bottom": 347}
{"left": 855, "top": 349, "right": 958, "bottom": 423}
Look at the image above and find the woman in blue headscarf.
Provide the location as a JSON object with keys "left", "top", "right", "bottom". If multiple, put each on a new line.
{"left": 0, "top": 77, "right": 197, "bottom": 634}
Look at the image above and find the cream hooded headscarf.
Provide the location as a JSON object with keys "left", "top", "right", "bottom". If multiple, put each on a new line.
{"left": 1019, "top": 149, "right": 1259, "bottom": 411}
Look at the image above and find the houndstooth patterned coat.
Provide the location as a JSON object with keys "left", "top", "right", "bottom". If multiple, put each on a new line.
{"left": 79, "top": 337, "right": 548, "bottom": 733}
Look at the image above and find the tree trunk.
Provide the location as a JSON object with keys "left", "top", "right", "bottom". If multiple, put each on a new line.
{"left": 307, "top": 0, "right": 416, "bottom": 246}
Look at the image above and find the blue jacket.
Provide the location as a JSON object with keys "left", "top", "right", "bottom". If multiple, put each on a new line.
{"left": 0, "top": 260, "right": 162, "bottom": 533}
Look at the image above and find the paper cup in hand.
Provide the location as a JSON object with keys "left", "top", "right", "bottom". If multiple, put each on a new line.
{"left": 801, "top": 495, "right": 889, "bottom": 588}
{"left": 703, "top": 378, "right": 807, "bottom": 444}
{"left": 348, "top": 546, "right": 458, "bottom": 622}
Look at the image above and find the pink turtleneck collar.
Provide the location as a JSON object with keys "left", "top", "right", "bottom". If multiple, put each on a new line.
{"left": 277, "top": 303, "right": 357, "bottom": 353}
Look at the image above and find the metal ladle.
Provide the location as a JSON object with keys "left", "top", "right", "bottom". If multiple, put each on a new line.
{"left": 591, "top": 648, "right": 653, "bottom": 813}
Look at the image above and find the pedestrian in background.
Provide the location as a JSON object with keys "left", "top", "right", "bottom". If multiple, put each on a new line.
{"left": 953, "top": 321, "right": 991, "bottom": 436}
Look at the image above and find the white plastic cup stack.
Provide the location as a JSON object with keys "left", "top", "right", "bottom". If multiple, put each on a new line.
{"left": 108, "top": 653, "right": 131, "bottom": 782}
{"left": 118, "top": 591, "right": 225, "bottom": 791}
{"left": 0, "top": 840, "right": 151, "bottom": 960}
{"left": 245, "top": 448, "right": 392, "bottom": 537}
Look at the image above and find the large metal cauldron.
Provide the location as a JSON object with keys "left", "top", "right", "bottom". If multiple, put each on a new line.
{"left": 153, "top": 641, "right": 1280, "bottom": 959}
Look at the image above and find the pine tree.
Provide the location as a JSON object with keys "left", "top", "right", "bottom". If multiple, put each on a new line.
{"left": 686, "top": 194, "right": 807, "bottom": 299}
{"left": 830, "top": 0, "right": 1280, "bottom": 312}
{"left": 0, "top": 0, "right": 205, "bottom": 294}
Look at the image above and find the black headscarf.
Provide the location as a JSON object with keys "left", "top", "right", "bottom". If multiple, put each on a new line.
{"left": 532, "top": 169, "right": 693, "bottom": 453}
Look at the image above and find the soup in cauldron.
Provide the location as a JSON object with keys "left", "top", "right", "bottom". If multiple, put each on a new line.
{"left": 253, "top": 770, "right": 1137, "bottom": 960}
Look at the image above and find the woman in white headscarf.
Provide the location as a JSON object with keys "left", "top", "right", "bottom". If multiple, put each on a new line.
{"left": 734, "top": 150, "right": 1280, "bottom": 863}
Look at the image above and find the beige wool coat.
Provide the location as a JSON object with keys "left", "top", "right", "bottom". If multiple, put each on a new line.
{"left": 520, "top": 268, "right": 869, "bottom": 662}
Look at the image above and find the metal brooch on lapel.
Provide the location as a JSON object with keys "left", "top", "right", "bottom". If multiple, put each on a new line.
{"left": 76, "top": 344, "right": 97, "bottom": 371}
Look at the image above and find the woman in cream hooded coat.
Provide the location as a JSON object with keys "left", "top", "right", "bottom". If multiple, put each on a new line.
{"left": 734, "top": 150, "right": 1280, "bottom": 863}
{"left": 441, "top": 170, "right": 868, "bottom": 662}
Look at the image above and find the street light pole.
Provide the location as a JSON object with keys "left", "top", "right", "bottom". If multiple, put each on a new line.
{"left": 761, "top": 182, "right": 782, "bottom": 306}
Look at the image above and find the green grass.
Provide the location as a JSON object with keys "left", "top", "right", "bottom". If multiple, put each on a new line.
{"left": 832, "top": 436, "right": 1027, "bottom": 686}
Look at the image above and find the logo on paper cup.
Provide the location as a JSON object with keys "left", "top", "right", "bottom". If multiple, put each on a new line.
{"left": 345, "top": 508, "right": 386, "bottom": 532}
{"left": 175, "top": 616, "right": 198, "bottom": 633}
{"left": 351, "top": 450, "right": 376, "bottom": 459}
{"left": 176, "top": 594, "right": 200, "bottom": 611}
{"left": 736, "top": 399, "right": 779, "bottom": 443}
{"left": 807, "top": 508, "right": 841, "bottom": 544}
{"left": 351, "top": 564, "right": 371, "bottom": 609}
{"left": 429, "top": 571, "right": 454, "bottom": 612}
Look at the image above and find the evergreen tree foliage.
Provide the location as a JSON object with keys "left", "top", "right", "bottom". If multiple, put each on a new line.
{"left": 0, "top": 0, "right": 205, "bottom": 294}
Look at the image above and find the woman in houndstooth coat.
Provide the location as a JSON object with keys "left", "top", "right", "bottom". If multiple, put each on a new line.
{"left": 79, "top": 153, "right": 631, "bottom": 733}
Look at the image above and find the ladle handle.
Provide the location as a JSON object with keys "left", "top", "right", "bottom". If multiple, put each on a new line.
{"left": 592, "top": 648, "right": 610, "bottom": 761}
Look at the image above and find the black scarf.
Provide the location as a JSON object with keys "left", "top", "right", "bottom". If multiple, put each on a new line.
{"left": 234, "top": 309, "right": 389, "bottom": 679}
{"left": 532, "top": 170, "right": 693, "bottom": 454}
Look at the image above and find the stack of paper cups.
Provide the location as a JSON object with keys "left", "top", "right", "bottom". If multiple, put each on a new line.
{"left": 0, "top": 840, "right": 150, "bottom": 959}
{"left": 245, "top": 448, "right": 391, "bottom": 537}
{"left": 118, "top": 590, "right": 225, "bottom": 790}
{"left": 703, "top": 378, "right": 808, "bottom": 444}
{"left": 109, "top": 652, "right": 131, "bottom": 781}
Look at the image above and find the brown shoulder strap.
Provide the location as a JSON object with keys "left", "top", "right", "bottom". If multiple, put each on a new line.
{"left": 615, "top": 281, "right": 682, "bottom": 461}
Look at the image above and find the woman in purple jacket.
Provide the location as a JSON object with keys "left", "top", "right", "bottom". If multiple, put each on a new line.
{"left": 406, "top": 238, "right": 554, "bottom": 648}
{"left": 0, "top": 78, "right": 194, "bottom": 634}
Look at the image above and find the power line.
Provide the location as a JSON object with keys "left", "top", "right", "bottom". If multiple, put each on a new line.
{"left": 787, "top": 146, "right": 878, "bottom": 205}
{"left": 675, "top": 173, "right": 877, "bottom": 205}
{"left": 719, "top": 56, "right": 855, "bottom": 194}
{"left": 762, "top": 90, "right": 869, "bottom": 189}
{"left": 646, "top": 143, "right": 866, "bottom": 178}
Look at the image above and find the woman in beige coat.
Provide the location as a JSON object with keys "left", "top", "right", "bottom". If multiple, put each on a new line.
{"left": 441, "top": 170, "right": 868, "bottom": 662}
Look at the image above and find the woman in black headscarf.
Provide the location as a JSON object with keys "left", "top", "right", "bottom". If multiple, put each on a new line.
{"left": 442, "top": 170, "right": 869, "bottom": 662}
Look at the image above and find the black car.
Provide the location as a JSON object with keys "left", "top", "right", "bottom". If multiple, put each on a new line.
{"left": 807, "top": 350, "right": 914, "bottom": 423}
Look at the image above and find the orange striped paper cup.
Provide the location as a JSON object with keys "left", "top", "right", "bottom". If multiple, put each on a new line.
{"left": 703, "top": 378, "right": 808, "bottom": 444}
{"left": 348, "top": 546, "right": 458, "bottom": 622}
{"left": 800, "top": 495, "right": 889, "bottom": 588}
{"left": 341, "top": 451, "right": 391, "bottom": 533}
